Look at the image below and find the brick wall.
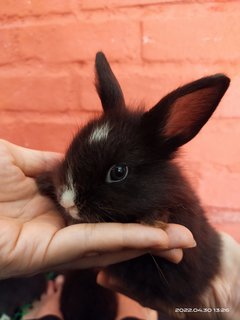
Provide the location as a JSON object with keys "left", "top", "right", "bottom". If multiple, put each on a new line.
{"left": 0, "top": 0, "right": 239, "bottom": 240}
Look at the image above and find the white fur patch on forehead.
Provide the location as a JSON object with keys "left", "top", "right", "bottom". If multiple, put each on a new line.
{"left": 67, "top": 170, "right": 74, "bottom": 190}
{"left": 89, "top": 122, "right": 110, "bottom": 143}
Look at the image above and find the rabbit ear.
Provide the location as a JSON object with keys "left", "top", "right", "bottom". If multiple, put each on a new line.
{"left": 95, "top": 52, "right": 125, "bottom": 112}
{"left": 142, "top": 74, "right": 230, "bottom": 150}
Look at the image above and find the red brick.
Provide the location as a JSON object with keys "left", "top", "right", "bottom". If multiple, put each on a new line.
{"left": 81, "top": 0, "right": 178, "bottom": 9}
{"left": 118, "top": 66, "right": 211, "bottom": 109}
{"left": 208, "top": 208, "right": 240, "bottom": 242}
{"left": 0, "top": 28, "right": 19, "bottom": 65}
{"left": 197, "top": 164, "right": 240, "bottom": 209}
{"left": 0, "top": 71, "right": 80, "bottom": 111}
{"left": 0, "top": 112, "right": 92, "bottom": 152}
{"left": 17, "top": 21, "right": 140, "bottom": 62}
{"left": 73, "top": 65, "right": 177, "bottom": 112}
{"left": 75, "top": 63, "right": 211, "bottom": 112}
{"left": 183, "top": 119, "right": 240, "bottom": 167}
{"left": 216, "top": 75, "right": 240, "bottom": 118}
{"left": 142, "top": 3, "right": 240, "bottom": 62}
{"left": 101, "top": 63, "right": 240, "bottom": 119}
{"left": 180, "top": 119, "right": 240, "bottom": 209}
{"left": 207, "top": 208, "right": 240, "bottom": 224}
{"left": 70, "top": 68, "right": 100, "bottom": 112}
{"left": 213, "top": 223, "right": 240, "bottom": 243}
{"left": 0, "top": 0, "right": 70, "bottom": 16}
{"left": 67, "top": 63, "right": 176, "bottom": 112}
{"left": 182, "top": 162, "right": 240, "bottom": 210}
{"left": 0, "top": 120, "right": 71, "bottom": 152}
{"left": 75, "top": 62, "right": 240, "bottom": 117}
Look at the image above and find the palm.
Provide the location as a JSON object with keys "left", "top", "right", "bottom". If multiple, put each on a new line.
{"left": 0, "top": 142, "right": 65, "bottom": 277}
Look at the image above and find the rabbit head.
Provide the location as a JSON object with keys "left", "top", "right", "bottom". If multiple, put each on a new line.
{"left": 44, "top": 52, "right": 230, "bottom": 225}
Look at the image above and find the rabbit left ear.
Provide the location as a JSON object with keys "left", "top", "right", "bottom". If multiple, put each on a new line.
{"left": 142, "top": 74, "right": 230, "bottom": 150}
{"left": 95, "top": 52, "right": 125, "bottom": 112}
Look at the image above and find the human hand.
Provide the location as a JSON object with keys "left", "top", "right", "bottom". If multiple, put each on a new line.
{"left": 97, "top": 223, "right": 197, "bottom": 301}
{"left": 23, "top": 275, "right": 64, "bottom": 320}
{"left": 0, "top": 140, "right": 196, "bottom": 279}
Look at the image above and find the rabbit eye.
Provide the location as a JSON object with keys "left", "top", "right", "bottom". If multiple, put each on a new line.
{"left": 106, "top": 163, "right": 128, "bottom": 183}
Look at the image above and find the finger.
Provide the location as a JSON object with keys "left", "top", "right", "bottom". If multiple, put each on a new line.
{"left": 54, "top": 275, "right": 65, "bottom": 296}
{"left": 150, "top": 248, "right": 183, "bottom": 264}
{"left": 2, "top": 140, "right": 62, "bottom": 177}
{"left": 97, "top": 270, "right": 130, "bottom": 297}
{"left": 46, "top": 280, "right": 55, "bottom": 295}
{"left": 44, "top": 223, "right": 170, "bottom": 268}
{"left": 32, "top": 299, "right": 40, "bottom": 308}
{"left": 97, "top": 270, "right": 115, "bottom": 288}
{"left": 58, "top": 247, "right": 183, "bottom": 271}
{"left": 54, "top": 250, "right": 147, "bottom": 271}
{"left": 162, "top": 224, "right": 196, "bottom": 249}
{"left": 97, "top": 270, "right": 147, "bottom": 304}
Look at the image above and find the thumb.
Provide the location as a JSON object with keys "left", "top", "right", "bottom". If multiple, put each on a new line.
{"left": 2, "top": 140, "right": 63, "bottom": 177}
{"left": 96, "top": 270, "right": 138, "bottom": 303}
{"left": 97, "top": 270, "right": 121, "bottom": 291}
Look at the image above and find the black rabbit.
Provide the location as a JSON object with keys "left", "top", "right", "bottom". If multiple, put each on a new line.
{"left": 37, "top": 52, "right": 240, "bottom": 320}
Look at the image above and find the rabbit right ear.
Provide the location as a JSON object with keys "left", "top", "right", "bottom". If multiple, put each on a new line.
{"left": 95, "top": 52, "right": 125, "bottom": 112}
{"left": 142, "top": 74, "right": 230, "bottom": 151}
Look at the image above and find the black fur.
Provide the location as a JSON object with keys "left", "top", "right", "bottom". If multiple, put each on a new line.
{"left": 60, "top": 270, "right": 117, "bottom": 320}
{"left": 95, "top": 51, "right": 125, "bottom": 112}
{"left": 37, "top": 52, "right": 230, "bottom": 319}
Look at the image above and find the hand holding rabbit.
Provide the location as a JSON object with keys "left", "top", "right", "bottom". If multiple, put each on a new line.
{"left": 0, "top": 139, "right": 195, "bottom": 279}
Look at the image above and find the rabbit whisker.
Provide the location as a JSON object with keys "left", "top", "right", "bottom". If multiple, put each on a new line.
{"left": 149, "top": 253, "right": 169, "bottom": 287}
{"left": 94, "top": 205, "right": 117, "bottom": 222}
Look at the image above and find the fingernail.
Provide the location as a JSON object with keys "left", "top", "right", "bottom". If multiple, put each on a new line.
{"left": 186, "top": 239, "right": 197, "bottom": 248}
{"left": 96, "top": 271, "right": 108, "bottom": 287}
{"left": 55, "top": 274, "right": 65, "bottom": 284}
